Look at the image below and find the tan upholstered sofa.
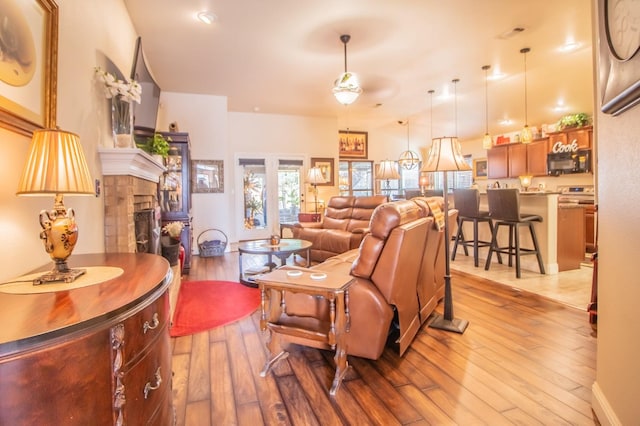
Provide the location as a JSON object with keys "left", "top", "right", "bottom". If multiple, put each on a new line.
{"left": 261, "top": 197, "right": 457, "bottom": 361}
{"left": 291, "top": 195, "right": 387, "bottom": 262}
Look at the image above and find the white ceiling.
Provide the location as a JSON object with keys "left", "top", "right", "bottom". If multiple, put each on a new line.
{"left": 123, "top": 0, "right": 594, "bottom": 142}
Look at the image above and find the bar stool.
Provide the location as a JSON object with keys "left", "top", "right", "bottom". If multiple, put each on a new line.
{"left": 484, "top": 188, "right": 545, "bottom": 278}
{"left": 451, "top": 188, "right": 496, "bottom": 267}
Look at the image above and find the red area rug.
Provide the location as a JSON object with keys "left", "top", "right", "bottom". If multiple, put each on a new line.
{"left": 170, "top": 280, "right": 260, "bottom": 337}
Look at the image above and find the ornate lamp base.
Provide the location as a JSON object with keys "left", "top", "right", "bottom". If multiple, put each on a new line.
{"left": 33, "top": 267, "right": 86, "bottom": 285}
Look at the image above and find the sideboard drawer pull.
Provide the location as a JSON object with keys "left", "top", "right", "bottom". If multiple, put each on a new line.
{"left": 143, "top": 313, "right": 159, "bottom": 334}
{"left": 144, "top": 367, "right": 162, "bottom": 399}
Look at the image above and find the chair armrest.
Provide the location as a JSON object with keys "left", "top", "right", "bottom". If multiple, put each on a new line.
{"left": 351, "top": 227, "right": 369, "bottom": 234}
{"left": 294, "top": 222, "right": 323, "bottom": 229}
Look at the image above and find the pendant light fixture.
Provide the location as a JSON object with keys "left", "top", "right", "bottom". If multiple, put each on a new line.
{"left": 520, "top": 47, "right": 533, "bottom": 144}
{"left": 482, "top": 65, "right": 493, "bottom": 149}
{"left": 398, "top": 119, "right": 420, "bottom": 170}
{"left": 332, "top": 35, "right": 362, "bottom": 105}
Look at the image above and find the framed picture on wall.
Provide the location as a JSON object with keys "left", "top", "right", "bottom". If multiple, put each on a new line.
{"left": 191, "top": 160, "right": 224, "bottom": 193}
{"left": 0, "top": 0, "right": 59, "bottom": 136}
{"left": 339, "top": 130, "right": 368, "bottom": 159}
{"left": 473, "top": 158, "right": 488, "bottom": 180}
{"left": 310, "top": 157, "right": 334, "bottom": 186}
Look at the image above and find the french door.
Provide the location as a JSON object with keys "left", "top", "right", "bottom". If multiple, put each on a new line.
{"left": 236, "top": 155, "right": 305, "bottom": 241}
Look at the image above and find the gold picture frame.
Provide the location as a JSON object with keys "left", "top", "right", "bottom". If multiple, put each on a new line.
{"left": 191, "top": 160, "right": 224, "bottom": 193}
{"left": 473, "top": 158, "right": 488, "bottom": 180}
{"left": 0, "top": 0, "right": 58, "bottom": 136}
{"left": 339, "top": 130, "right": 368, "bottom": 159}
{"left": 310, "top": 157, "right": 334, "bottom": 186}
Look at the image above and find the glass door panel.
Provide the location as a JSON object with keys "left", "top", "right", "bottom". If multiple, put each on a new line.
{"left": 239, "top": 160, "right": 268, "bottom": 241}
{"left": 237, "top": 156, "right": 304, "bottom": 241}
{"left": 277, "top": 161, "right": 302, "bottom": 224}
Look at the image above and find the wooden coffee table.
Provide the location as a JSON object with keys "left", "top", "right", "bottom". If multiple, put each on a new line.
{"left": 237, "top": 238, "right": 312, "bottom": 287}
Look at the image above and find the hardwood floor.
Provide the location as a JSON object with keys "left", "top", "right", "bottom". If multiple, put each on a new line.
{"left": 171, "top": 253, "right": 598, "bottom": 425}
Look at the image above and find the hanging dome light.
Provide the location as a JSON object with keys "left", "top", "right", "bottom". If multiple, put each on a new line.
{"left": 520, "top": 47, "right": 533, "bottom": 144}
{"left": 482, "top": 65, "right": 493, "bottom": 149}
{"left": 332, "top": 35, "right": 362, "bottom": 105}
{"left": 398, "top": 120, "right": 420, "bottom": 170}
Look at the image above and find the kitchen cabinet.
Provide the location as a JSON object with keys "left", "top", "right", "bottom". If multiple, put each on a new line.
{"left": 548, "top": 125, "right": 592, "bottom": 151}
{"left": 487, "top": 145, "right": 509, "bottom": 178}
{"left": 488, "top": 138, "right": 549, "bottom": 179}
{"left": 557, "top": 206, "right": 586, "bottom": 271}
{"left": 585, "top": 204, "right": 597, "bottom": 253}
{"left": 508, "top": 143, "right": 527, "bottom": 177}
{"left": 527, "top": 138, "right": 549, "bottom": 176}
{"left": 159, "top": 132, "right": 193, "bottom": 272}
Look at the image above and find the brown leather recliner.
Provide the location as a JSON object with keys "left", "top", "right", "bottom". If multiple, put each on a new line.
{"left": 292, "top": 195, "right": 387, "bottom": 262}
{"left": 267, "top": 199, "right": 431, "bottom": 360}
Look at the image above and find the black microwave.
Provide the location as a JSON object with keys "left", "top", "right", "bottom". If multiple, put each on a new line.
{"left": 547, "top": 149, "right": 591, "bottom": 176}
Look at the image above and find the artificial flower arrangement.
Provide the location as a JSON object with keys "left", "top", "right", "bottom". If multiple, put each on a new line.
{"left": 162, "top": 221, "right": 185, "bottom": 240}
{"left": 95, "top": 67, "right": 142, "bottom": 146}
{"left": 94, "top": 66, "right": 142, "bottom": 103}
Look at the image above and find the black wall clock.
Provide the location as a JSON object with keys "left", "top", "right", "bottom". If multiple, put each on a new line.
{"left": 600, "top": 0, "right": 640, "bottom": 115}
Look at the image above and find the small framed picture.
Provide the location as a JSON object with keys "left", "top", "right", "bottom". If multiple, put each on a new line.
{"left": 192, "top": 160, "right": 224, "bottom": 193}
{"left": 310, "top": 157, "right": 334, "bottom": 186}
{"left": 339, "top": 130, "right": 368, "bottom": 159}
{"left": 473, "top": 158, "right": 488, "bottom": 180}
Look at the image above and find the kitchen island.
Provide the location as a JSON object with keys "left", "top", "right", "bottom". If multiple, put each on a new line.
{"left": 459, "top": 192, "right": 562, "bottom": 275}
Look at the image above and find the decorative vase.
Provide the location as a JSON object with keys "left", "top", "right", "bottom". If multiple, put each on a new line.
{"left": 111, "top": 94, "right": 134, "bottom": 148}
{"left": 161, "top": 236, "right": 181, "bottom": 266}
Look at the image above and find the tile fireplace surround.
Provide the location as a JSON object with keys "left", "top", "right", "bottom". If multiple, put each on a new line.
{"left": 98, "top": 148, "right": 166, "bottom": 253}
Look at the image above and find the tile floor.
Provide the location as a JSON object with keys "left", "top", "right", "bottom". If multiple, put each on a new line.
{"left": 450, "top": 249, "right": 594, "bottom": 310}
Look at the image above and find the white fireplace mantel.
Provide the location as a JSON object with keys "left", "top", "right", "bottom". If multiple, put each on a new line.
{"left": 98, "top": 148, "right": 166, "bottom": 183}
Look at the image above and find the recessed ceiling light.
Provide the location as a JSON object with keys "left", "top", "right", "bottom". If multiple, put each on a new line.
{"left": 197, "top": 11, "right": 216, "bottom": 24}
{"left": 487, "top": 68, "right": 506, "bottom": 81}
{"left": 559, "top": 41, "right": 581, "bottom": 52}
{"left": 499, "top": 119, "right": 513, "bottom": 126}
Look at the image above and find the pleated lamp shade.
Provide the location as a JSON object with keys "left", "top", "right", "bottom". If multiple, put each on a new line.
{"left": 421, "top": 137, "right": 471, "bottom": 172}
{"left": 17, "top": 129, "right": 94, "bottom": 196}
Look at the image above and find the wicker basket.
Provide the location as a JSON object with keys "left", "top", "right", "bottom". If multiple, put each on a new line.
{"left": 197, "top": 229, "right": 228, "bottom": 257}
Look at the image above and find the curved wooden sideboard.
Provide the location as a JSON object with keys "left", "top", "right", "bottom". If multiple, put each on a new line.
{"left": 0, "top": 253, "right": 173, "bottom": 425}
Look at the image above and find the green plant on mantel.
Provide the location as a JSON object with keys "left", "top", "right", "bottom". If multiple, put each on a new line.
{"left": 137, "top": 133, "right": 171, "bottom": 157}
{"left": 557, "top": 113, "right": 590, "bottom": 130}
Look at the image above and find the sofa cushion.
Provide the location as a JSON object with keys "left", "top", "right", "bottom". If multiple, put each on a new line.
{"left": 292, "top": 195, "right": 387, "bottom": 262}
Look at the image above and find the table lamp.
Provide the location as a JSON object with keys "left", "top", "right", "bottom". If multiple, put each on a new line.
{"left": 519, "top": 174, "right": 533, "bottom": 192}
{"left": 421, "top": 136, "right": 471, "bottom": 333}
{"left": 306, "top": 167, "right": 326, "bottom": 214}
{"left": 16, "top": 129, "right": 94, "bottom": 285}
{"left": 376, "top": 160, "right": 400, "bottom": 195}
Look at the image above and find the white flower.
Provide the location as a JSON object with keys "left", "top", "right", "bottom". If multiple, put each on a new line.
{"left": 94, "top": 66, "right": 142, "bottom": 104}
{"left": 162, "top": 221, "right": 184, "bottom": 239}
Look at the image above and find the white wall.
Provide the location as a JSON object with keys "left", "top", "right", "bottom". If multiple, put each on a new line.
{"left": 157, "top": 97, "right": 339, "bottom": 246}
{"left": 592, "top": 3, "right": 640, "bottom": 423}
{"left": 0, "top": 0, "right": 137, "bottom": 282}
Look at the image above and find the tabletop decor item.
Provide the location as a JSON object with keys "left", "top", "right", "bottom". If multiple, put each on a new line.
{"left": 94, "top": 66, "right": 142, "bottom": 148}
{"left": 16, "top": 128, "right": 94, "bottom": 285}
{"left": 162, "top": 221, "right": 184, "bottom": 241}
